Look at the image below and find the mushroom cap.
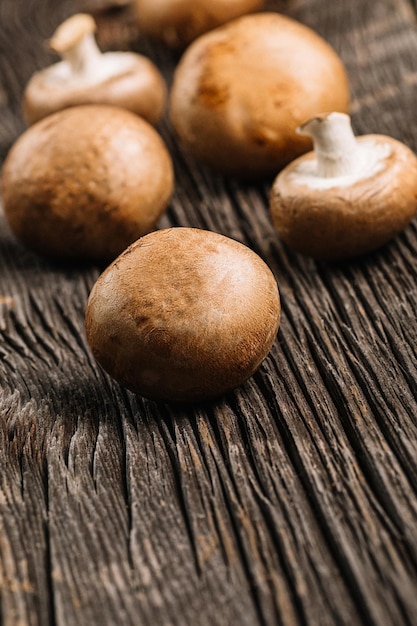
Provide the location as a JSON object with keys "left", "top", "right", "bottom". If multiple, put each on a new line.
{"left": 270, "top": 135, "right": 417, "bottom": 260}
{"left": 23, "top": 14, "right": 166, "bottom": 126}
{"left": 85, "top": 227, "right": 281, "bottom": 403}
{"left": 169, "top": 12, "right": 349, "bottom": 178}
{"left": 134, "top": 0, "right": 264, "bottom": 48}
{"left": 1, "top": 104, "right": 174, "bottom": 261}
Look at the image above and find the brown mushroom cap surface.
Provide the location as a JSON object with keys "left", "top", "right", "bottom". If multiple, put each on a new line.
{"left": 85, "top": 227, "right": 281, "bottom": 403}
{"left": 134, "top": 0, "right": 264, "bottom": 48}
{"left": 2, "top": 105, "right": 174, "bottom": 261}
{"left": 270, "top": 135, "right": 417, "bottom": 260}
{"left": 23, "top": 14, "right": 166, "bottom": 126}
{"left": 170, "top": 12, "right": 349, "bottom": 178}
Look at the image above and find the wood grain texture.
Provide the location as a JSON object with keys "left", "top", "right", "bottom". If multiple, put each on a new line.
{"left": 1, "top": 0, "right": 417, "bottom": 624}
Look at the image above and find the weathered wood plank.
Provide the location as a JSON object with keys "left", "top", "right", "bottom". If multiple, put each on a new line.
{"left": 1, "top": 0, "right": 417, "bottom": 625}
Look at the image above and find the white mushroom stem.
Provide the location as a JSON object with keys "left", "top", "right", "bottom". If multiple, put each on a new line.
{"left": 297, "top": 112, "right": 359, "bottom": 178}
{"left": 49, "top": 14, "right": 103, "bottom": 79}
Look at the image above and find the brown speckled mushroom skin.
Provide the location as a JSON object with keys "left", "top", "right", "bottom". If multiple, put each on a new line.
{"left": 23, "top": 55, "right": 166, "bottom": 126}
{"left": 169, "top": 12, "right": 349, "bottom": 178}
{"left": 85, "top": 228, "right": 281, "bottom": 403}
{"left": 270, "top": 135, "right": 417, "bottom": 260}
{"left": 1, "top": 105, "right": 174, "bottom": 261}
{"left": 135, "top": 0, "right": 264, "bottom": 49}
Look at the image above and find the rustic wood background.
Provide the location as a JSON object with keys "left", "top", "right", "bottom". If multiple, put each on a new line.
{"left": 1, "top": 0, "right": 417, "bottom": 624}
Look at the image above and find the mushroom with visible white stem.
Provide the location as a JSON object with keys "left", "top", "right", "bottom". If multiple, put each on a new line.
{"left": 23, "top": 13, "right": 166, "bottom": 126}
{"left": 269, "top": 112, "right": 417, "bottom": 260}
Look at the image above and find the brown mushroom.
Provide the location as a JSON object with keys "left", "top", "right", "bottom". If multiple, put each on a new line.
{"left": 269, "top": 112, "right": 417, "bottom": 260}
{"left": 169, "top": 12, "right": 349, "bottom": 178}
{"left": 134, "top": 0, "right": 264, "bottom": 49}
{"left": 1, "top": 104, "right": 174, "bottom": 261}
{"left": 23, "top": 13, "right": 166, "bottom": 126}
{"left": 85, "top": 227, "right": 281, "bottom": 403}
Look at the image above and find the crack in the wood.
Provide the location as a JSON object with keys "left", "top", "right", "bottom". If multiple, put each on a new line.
{"left": 302, "top": 328, "right": 417, "bottom": 623}
{"left": 154, "top": 410, "right": 204, "bottom": 580}
{"left": 252, "top": 366, "right": 365, "bottom": 625}
{"left": 119, "top": 405, "right": 136, "bottom": 577}
{"left": 205, "top": 400, "right": 304, "bottom": 626}
{"left": 44, "top": 463, "right": 58, "bottom": 626}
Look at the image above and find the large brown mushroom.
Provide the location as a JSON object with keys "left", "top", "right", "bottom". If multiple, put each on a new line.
{"left": 85, "top": 227, "right": 281, "bottom": 403}
{"left": 23, "top": 13, "right": 166, "bottom": 126}
{"left": 2, "top": 104, "right": 174, "bottom": 261}
{"left": 134, "top": 0, "right": 264, "bottom": 49}
{"left": 170, "top": 12, "right": 349, "bottom": 178}
{"left": 269, "top": 112, "right": 417, "bottom": 260}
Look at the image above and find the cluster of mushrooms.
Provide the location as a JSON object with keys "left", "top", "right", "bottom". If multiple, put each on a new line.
{"left": 2, "top": 0, "right": 417, "bottom": 403}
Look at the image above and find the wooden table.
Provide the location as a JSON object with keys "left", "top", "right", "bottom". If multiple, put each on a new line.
{"left": 1, "top": 0, "right": 417, "bottom": 624}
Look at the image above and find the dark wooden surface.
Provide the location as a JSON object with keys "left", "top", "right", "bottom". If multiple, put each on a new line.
{"left": 1, "top": 0, "right": 417, "bottom": 624}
